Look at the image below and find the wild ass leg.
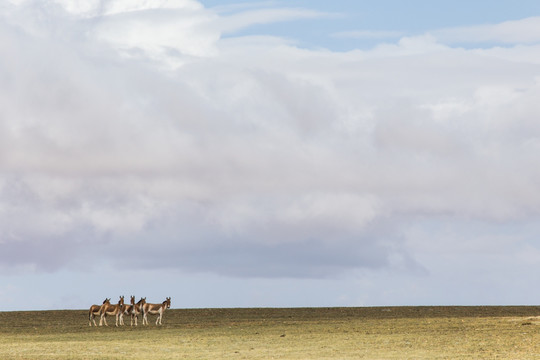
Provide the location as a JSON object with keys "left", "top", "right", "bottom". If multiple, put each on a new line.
{"left": 142, "top": 311, "right": 148, "bottom": 325}
{"left": 100, "top": 313, "right": 108, "bottom": 326}
{"left": 131, "top": 311, "right": 139, "bottom": 326}
{"left": 89, "top": 312, "right": 97, "bottom": 327}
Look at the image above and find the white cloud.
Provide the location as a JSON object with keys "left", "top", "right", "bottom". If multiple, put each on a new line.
{"left": 85, "top": 1, "right": 220, "bottom": 65}
{"left": 473, "top": 44, "right": 540, "bottom": 65}
{"left": 332, "top": 30, "right": 403, "bottom": 39}
{"left": 48, "top": 0, "right": 203, "bottom": 17}
{"left": 432, "top": 16, "right": 540, "bottom": 44}
{"left": 2, "top": 1, "right": 540, "bottom": 282}
{"left": 102, "top": 0, "right": 203, "bottom": 15}
{"left": 215, "top": 7, "right": 327, "bottom": 34}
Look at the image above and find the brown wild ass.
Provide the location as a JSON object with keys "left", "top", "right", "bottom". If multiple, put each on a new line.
{"left": 131, "top": 296, "right": 146, "bottom": 326}
{"left": 99, "top": 296, "right": 124, "bottom": 327}
{"left": 88, "top": 298, "right": 109, "bottom": 326}
{"left": 119, "top": 296, "right": 134, "bottom": 326}
{"left": 142, "top": 297, "right": 171, "bottom": 325}
{"left": 120, "top": 296, "right": 146, "bottom": 326}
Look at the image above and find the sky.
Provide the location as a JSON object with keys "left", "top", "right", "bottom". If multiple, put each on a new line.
{"left": 1, "top": 0, "right": 540, "bottom": 311}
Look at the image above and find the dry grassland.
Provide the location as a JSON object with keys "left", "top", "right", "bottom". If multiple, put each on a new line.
{"left": 0, "top": 306, "right": 539, "bottom": 359}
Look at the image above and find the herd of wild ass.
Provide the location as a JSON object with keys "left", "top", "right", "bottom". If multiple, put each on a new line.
{"left": 89, "top": 296, "right": 171, "bottom": 327}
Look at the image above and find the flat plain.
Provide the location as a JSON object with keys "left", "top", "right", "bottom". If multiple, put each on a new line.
{"left": 0, "top": 306, "right": 539, "bottom": 359}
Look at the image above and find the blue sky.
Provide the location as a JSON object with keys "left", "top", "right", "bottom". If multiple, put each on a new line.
{"left": 2, "top": 0, "right": 540, "bottom": 311}
{"left": 201, "top": 0, "right": 540, "bottom": 49}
